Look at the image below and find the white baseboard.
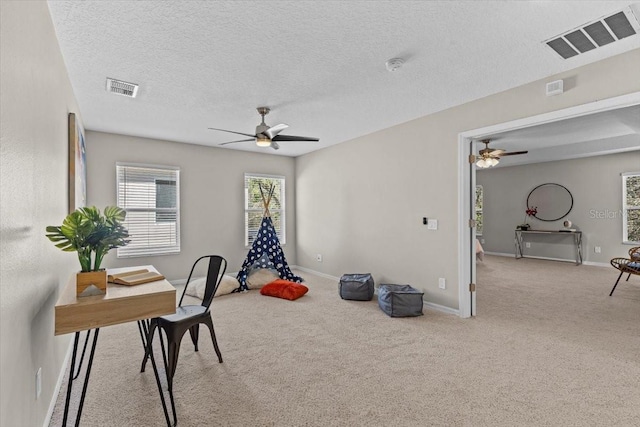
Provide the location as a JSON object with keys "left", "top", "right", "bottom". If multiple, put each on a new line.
{"left": 45, "top": 336, "right": 75, "bottom": 427}
{"left": 292, "top": 266, "right": 459, "bottom": 316}
{"left": 484, "top": 251, "right": 604, "bottom": 266}
{"left": 291, "top": 265, "right": 340, "bottom": 281}
{"left": 582, "top": 261, "right": 610, "bottom": 268}
{"left": 424, "top": 301, "right": 459, "bottom": 316}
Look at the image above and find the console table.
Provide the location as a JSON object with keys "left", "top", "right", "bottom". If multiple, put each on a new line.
{"left": 514, "top": 229, "right": 583, "bottom": 265}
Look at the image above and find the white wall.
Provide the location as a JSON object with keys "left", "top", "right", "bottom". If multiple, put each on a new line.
{"left": 296, "top": 49, "right": 640, "bottom": 309}
{"left": 478, "top": 152, "right": 640, "bottom": 263}
{"left": 0, "top": 1, "right": 81, "bottom": 425}
{"left": 85, "top": 131, "right": 297, "bottom": 280}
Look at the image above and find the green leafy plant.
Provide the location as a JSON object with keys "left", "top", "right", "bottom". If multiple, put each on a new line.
{"left": 46, "top": 206, "right": 130, "bottom": 272}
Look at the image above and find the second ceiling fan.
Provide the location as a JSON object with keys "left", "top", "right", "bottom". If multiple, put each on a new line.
{"left": 208, "top": 107, "right": 319, "bottom": 150}
{"left": 476, "top": 139, "right": 528, "bottom": 168}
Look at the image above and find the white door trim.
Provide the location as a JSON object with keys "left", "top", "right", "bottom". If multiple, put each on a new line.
{"left": 457, "top": 91, "right": 640, "bottom": 318}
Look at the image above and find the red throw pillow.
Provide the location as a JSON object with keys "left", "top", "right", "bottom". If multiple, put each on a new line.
{"left": 260, "top": 279, "right": 308, "bottom": 301}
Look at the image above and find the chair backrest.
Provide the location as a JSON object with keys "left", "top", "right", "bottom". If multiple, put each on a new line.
{"left": 179, "top": 255, "right": 227, "bottom": 309}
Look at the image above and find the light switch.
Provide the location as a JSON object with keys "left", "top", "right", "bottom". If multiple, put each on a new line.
{"left": 427, "top": 219, "right": 438, "bottom": 230}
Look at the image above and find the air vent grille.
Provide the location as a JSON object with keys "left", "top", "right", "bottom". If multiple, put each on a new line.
{"left": 545, "top": 6, "right": 639, "bottom": 59}
{"left": 106, "top": 78, "right": 138, "bottom": 98}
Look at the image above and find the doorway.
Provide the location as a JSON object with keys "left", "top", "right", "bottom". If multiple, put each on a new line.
{"left": 457, "top": 91, "right": 640, "bottom": 318}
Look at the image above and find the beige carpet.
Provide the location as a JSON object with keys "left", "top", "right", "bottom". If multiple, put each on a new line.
{"left": 49, "top": 257, "right": 640, "bottom": 426}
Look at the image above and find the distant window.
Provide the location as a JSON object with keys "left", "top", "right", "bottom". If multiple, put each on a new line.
{"left": 116, "top": 164, "right": 180, "bottom": 257}
{"left": 475, "top": 185, "right": 483, "bottom": 235}
{"left": 622, "top": 172, "right": 640, "bottom": 243}
{"left": 245, "top": 174, "right": 285, "bottom": 247}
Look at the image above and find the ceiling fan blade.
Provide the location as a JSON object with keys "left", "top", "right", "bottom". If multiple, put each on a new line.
{"left": 489, "top": 149, "right": 505, "bottom": 156}
{"left": 270, "top": 141, "right": 280, "bottom": 150}
{"left": 272, "top": 135, "right": 319, "bottom": 142}
{"left": 208, "top": 127, "right": 256, "bottom": 138}
{"left": 499, "top": 150, "right": 529, "bottom": 156}
{"left": 219, "top": 138, "right": 255, "bottom": 146}
{"left": 265, "top": 123, "right": 289, "bottom": 139}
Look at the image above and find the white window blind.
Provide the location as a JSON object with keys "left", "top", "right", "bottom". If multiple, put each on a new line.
{"left": 622, "top": 172, "right": 640, "bottom": 244}
{"left": 117, "top": 164, "right": 180, "bottom": 257}
{"left": 245, "top": 174, "right": 285, "bottom": 247}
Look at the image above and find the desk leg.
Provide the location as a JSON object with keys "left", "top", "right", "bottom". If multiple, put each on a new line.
{"left": 72, "top": 330, "right": 92, "bottom": 380}
{"left": 147, "top": 332, "right": 177, "bottom": 426}
{"left": 61, "top": 328, "right": 100, "bottom": 427}
{"left": 137, "top": 319, "right": 151, "bottom": 358}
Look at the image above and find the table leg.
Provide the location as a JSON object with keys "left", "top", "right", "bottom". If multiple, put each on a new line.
{"left": 61, "top": 328, "right": 100, "bottom": 427}
{"left": 514, "top": 231, "right": 524, "bottom": 259}
{"left": 147, "top": 330, "right": 177, "bottom": 426}
{"left": 71, "top": 330, "right": 95, "bottom": 380}
{"left": 575, "top": 233, "right": 583, "bottom": 265}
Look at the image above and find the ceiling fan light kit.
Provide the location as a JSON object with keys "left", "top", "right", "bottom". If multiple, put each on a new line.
{"left": 476, "top": 139, "right": 528, "bottom": 168}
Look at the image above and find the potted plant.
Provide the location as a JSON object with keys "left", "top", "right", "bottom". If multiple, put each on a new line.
{"left": 46, "top": 206, "right": 130, "bottom": 295}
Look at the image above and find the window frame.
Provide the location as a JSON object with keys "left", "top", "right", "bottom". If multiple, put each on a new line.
{"left": 244, "top": 173, "right": 285, "bottom": 247}
{"left": 622, "top": 171, "right": 640, "bottom": 244}
{"left": 116, "top": 162, "right": 181, "bottom": 258}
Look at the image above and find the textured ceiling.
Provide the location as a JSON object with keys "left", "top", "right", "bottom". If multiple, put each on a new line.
{"left": 47, "top": 1, "right": 640, "bottom": 157}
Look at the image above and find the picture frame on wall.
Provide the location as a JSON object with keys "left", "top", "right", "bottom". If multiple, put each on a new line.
{"left": 68, "top": 112, "right": 87, "bottom": 213}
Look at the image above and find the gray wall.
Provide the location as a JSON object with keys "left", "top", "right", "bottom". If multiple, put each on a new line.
{"left": 296, "top": 49, "right": 640, "bottom": 309}
{"left": 86, "top": 131, "right": 297, "bottom": 280}
{"left": 477, "top": 151, "right": 640, "bottom": 263}
{"left": 0, "top": 1, "right": 80, "bottom": 425}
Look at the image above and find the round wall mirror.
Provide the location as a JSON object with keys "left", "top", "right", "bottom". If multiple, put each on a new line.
{"left": 526, "top": 183, "right": 573, "bottom": 222}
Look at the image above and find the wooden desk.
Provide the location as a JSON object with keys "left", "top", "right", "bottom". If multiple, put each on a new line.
{"left": 55, "top": 265, "right": 176, "bottom": 426}
{"left": 514, "top": 229, "right": 583, "bottom": 265}
{"left": 55, "top": 265, "right": 175, "bottom": 335}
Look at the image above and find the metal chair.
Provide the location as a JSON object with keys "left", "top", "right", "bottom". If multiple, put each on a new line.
{"left": 609, "top": 247, "right": 640, "bottom": 296}
{"left": 140, "top": 255, "right": 227, "bottom": 425}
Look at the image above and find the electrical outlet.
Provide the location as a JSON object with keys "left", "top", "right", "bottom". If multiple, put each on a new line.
{"left": 438, "top": 278, "right": 446, "bottom": 289}
{"left": 525, "top": 242, "right": 531, "bottom": 248}
{"left": 316, "top": 254, "right": 322, "bottom": 262}
{"left": 480, "top": 238, "right": 485, "bottom": 244}
{"left": 427, "top": 219, "right": 438, "bottom": 230}
{"left": 594, "top": 246, "right": 601, "bottom": 254}
{"left": 36, "top": 367, "right": 42, "bottom": 399}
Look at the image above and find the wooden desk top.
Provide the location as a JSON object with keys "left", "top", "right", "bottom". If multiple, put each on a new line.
{"left": 55, "top": 265, "right": 176, "bottom": 335}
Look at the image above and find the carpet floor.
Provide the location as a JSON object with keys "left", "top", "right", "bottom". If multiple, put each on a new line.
{"left": 49, "top": 256, "right": 640, "bottom": 426}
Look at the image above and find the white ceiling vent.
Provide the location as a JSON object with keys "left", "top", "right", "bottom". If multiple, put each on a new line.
{"left": 106, "top": 78, "right": 139, "bottom": 98}
{"left": 544, "top": 6, "right": 640, "bottom": 59}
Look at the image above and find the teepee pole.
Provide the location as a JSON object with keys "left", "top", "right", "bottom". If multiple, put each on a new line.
{"left": 259, "top": 183, "right": 275, "bottom": 218}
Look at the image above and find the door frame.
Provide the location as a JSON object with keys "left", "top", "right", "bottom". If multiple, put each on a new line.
{"left": 457, "top": 91, "right": 640, "bottom": 318}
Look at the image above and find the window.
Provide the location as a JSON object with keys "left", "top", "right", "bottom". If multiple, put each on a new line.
{"left": 622, "top": 172, "right": 640, "bottom": 243}
{"left": 116, "top": 164, "right": 180, "bottom": 257}
{"left": 245, "top": 174, "right": 285, "bottom": 246}
{"left": 475, "top": 185, "right": 483, "bottom": 235}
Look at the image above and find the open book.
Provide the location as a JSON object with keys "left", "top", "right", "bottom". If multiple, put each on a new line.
{"left": 108, "top": 269, "right": 165, "bottom": 286}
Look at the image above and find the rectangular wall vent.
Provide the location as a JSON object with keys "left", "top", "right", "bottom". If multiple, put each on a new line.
{"left": 106, "top": 78, "right": 139, "bottom": 98}
{"left": 544, "top": 6, "right": 639, "bottom": 59}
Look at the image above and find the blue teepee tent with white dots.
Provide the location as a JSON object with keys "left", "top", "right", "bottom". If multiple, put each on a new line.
{"left": 236, "top": 183, "right": 303, "bottom": 291}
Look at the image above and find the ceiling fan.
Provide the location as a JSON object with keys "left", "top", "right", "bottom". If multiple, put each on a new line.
{"left": 475, "top": 139, "right": 528, "bottom": 168}
{"left": 208, "top": 107, "right": 319, "bottom": 150}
